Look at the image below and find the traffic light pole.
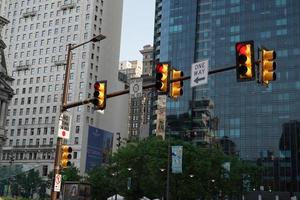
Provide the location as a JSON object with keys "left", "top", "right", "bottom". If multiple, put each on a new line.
{"left": 50, "top": 35, "right": 106, "bottom": 200}
{"left": 51, "top": 44, "right": 72, "bottom": 200}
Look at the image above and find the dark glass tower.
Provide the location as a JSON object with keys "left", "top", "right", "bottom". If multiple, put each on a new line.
{"left": 152, "top": 0, "right": 300, "bottom": 192}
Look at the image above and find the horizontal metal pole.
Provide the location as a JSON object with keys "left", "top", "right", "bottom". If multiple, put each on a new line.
{"left": 62, "top": 98, "right": 94, "bottom": 111}
{"left": 62, "top": 65, "right": 236, "bottom": 110}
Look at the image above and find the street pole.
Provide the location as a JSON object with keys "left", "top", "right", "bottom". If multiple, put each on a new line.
{"left": 166, "top": 131, "right": 170, "bottom": 200}
{"left": 51, "top": 43, "right": 72, "bottom": 200}
{"left": 50, "top": 34, "right": 106, "bottom": 200}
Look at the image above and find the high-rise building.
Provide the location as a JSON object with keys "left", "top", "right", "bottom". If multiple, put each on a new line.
{"left": 140, "top": 44, "right": 154, "bottom": 76}
{"left": 119, "top": 60, "right": 143, "bottom": 77}
{"left": 0, "top": 0, "right": 124, "bottom": 174}
{"left": 118, "top": 45, "right": 154, "bottom": 141}
{"left": 0, "top": 15, "right": 13, "bottom": 149}
{"left": 152, "top": 0, "right": 300, "bottom": 191}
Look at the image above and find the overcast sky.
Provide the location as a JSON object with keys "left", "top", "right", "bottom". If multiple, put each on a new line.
{"left": 119, "top": 0, "right": 155, "bottom": 61}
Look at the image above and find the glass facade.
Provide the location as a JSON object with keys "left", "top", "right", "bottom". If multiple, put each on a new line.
{"left": 153, "top": 0, "right": 300, "bottom": 192}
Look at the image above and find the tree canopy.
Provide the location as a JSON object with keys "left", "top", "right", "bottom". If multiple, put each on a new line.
{"left": 88, "top": 137, "right": 260, "bottom": 200}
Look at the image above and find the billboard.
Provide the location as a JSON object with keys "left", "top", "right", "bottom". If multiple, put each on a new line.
{"left": 63, "top": 182, "right": 91, "bottom": 200}
{"left": 85, "top": 126, "right": 113, "bottom": 172}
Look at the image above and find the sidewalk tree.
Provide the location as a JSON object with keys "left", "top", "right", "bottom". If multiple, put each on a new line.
{"left": 87, "top": 136, "right": 260, "bottom": 199}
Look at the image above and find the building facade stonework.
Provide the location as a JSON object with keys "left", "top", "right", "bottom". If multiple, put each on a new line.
{"left": 0, "top": 15, "right": 13, "bottom": 149}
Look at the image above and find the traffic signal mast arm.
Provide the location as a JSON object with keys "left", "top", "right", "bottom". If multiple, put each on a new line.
{"left": 62, "top": 65, "right": 237, "bottom": 110}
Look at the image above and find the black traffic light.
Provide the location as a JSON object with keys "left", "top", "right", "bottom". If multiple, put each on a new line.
{"left": 260, "top": 48, "right": 276, "bottom": 86}
{"left": 60, "top": 145, "right": 72, "bottom": 168}
{"left": 235, "top": 41, "right": 255, "bottom": 81}
{"left": 93, "top": 81, "right": 107, "bottom": 110}
{"left": 156, "top": 62, "right": 170, "bottom": 93}
{"left": 170, "top": 69, "right": 184, "bottom": 99}
{"left": 116, "top": 132, "right": 121, "bottom": 148}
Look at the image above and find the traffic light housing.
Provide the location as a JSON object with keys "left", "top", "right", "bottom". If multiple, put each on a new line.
{"left": 93, "top": 81, "right": 107, "bottom": 110}
{"left": 116, "top": 132, "right": 121, "bottom": 148}
{"left": 170, "top": 69, "right": 184, "bottom": 99}
{"left": 235, "top": 41, "right": 255, "bottom": 81}
{"left": 156, "top": 62, "right": 170, "bottom": 93}
{"left": 260, "top": 48, "right": 276, "bottom": 86}
{"left": 60, "top": 145, "right": 72, "bottom": 168}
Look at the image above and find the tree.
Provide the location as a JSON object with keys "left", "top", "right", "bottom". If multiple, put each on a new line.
{"left": 61, "top": 165, "right": 82, "bottom": 182}
{"left": 87, "top": 166, "right": 114, "bottom": 200}
{"left": 88, "top": 136, "right": 260, "bottom": 199}
{"left": 11, "top": 169, "right": 42, "bottom": 198}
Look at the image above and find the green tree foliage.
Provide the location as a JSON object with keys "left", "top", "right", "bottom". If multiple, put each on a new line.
{"left": 11, "top": 169, "right": 42, "bottom": 199}
{"left": 87, "top": 167, "right": 114, "bottom": 200}
{"left": 61, "top": 165, "right": 82, "bottom": 182}
{"left": 88, "top": 137, "right": 260, "bottom": 199}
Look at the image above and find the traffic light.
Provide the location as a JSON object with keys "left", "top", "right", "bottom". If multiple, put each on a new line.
{"left": 156, "top": 62, "right": 170, "bottom": 93}
{"left": 170, "top": 69, "right": 184, "bottom": 99}
{"left": 116, "top": 132, "right": 121, "bottom": 148}
{"left": 93, "top": 81, "right": 107, "bottom": 110}
{"left": 235, "top": 41, "right": 255, "bottom": 81}
{"left": 60, "top": 145, "right": 72, "bottom": 168}
{"left": 260, "top": 48, "right": 276, "bottom": 86}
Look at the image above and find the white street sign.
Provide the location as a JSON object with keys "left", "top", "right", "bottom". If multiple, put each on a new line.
{"left": 191, "top": 59, "right": 209, "bottom": 88}
{"left": 130, "top": 78, "right": 143, "bottom": 98}
{"left": 57, "top": 112, "right": 71, "bottom": 139}
{"left": 54, "top": 174, "right": 62, "bottom": 192}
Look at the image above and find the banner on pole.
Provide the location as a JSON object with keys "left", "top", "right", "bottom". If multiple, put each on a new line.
{"left": 156, "top": 95, "right": 166, "bottom": 139}
{"left": 171, "top": 145, "right": 183, "bottom": 174}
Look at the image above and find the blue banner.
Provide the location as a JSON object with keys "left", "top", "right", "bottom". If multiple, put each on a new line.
{"left": 85, "top": 126, "right": 113, "bottom": 172}
{"left": 171, "top": 145, "right": 183, "bottom": 173}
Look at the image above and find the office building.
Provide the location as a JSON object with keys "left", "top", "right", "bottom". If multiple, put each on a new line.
{"left": 140, "top": 44, "right": 154, "bottom": 76}
{"left": 152, "top": 0, "right": 300, "bottom": 191}
{"left": 118, "top": 45, "right": 154, "bottom": 140}
{"left": 0, "top": 0, "right": 124, "bottom": 174}
{"left": 119, "top": 60, "right": 143, "bottom": 77}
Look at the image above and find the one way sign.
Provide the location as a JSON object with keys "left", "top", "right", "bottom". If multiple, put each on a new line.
{"left": 191, "top": 60, "right": 209, "bottom": 88}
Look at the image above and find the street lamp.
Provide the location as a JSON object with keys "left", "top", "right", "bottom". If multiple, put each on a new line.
{"left": 127, "top": 168, "right": 132, "bottom": 191}
{"left": 51, "top": 34, "right": 106, "bottom": 200}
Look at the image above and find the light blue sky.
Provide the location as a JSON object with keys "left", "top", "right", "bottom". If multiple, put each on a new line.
{"left": 120, "top": 0, "right": 155, "bottom": 61}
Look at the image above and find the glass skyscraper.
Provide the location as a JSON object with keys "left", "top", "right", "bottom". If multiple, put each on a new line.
{"left": 152, "top": 0, "right": 300, "bottom": 192}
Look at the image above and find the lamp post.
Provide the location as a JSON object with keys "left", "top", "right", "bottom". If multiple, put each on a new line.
{"left": 7, "top": 154, "right": 14, "bottom": 196}
{"left": 127, "top": 168, "right": 132, "bottom": 191}
{"left": 50, "top": 34, "right": 106, "bottom": 200}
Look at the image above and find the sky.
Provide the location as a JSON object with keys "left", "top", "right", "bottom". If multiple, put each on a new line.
{"left": 119, "top": 0, "right": 155, "bottom": 62}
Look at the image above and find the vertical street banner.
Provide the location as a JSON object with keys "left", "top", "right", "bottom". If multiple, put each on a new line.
{"left": 172, "top": 145, "right": 183, "bottom": 173}
{"left": 156, "top": 95, "right": 167, "bottom": 139}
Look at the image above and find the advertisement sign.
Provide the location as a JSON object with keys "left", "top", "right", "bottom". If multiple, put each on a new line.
{"left": 172, "top": 145, "right": 183, "bottom": 174}
{"left": 63, "top": 182, "right": 91, "bottom": 200}
{"left": 85, "top": 126, "right": 113, "bottom": 172}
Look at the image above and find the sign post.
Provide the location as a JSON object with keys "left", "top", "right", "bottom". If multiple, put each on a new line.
{"left": 191, "top": 60, "right": 209, "bottom": 88}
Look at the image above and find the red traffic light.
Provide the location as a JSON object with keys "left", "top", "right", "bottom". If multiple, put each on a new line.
{"left": 156, "top": 63, "right": 163, "bottom": 73}
{"left": 235, "top": 41, "right": 255, "bottom": 81}
{"left": 94, "top": 82, "right": 100, "bottom": 90}
{"left": 155, "top": 62, "right": 170, "bottom": 93}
